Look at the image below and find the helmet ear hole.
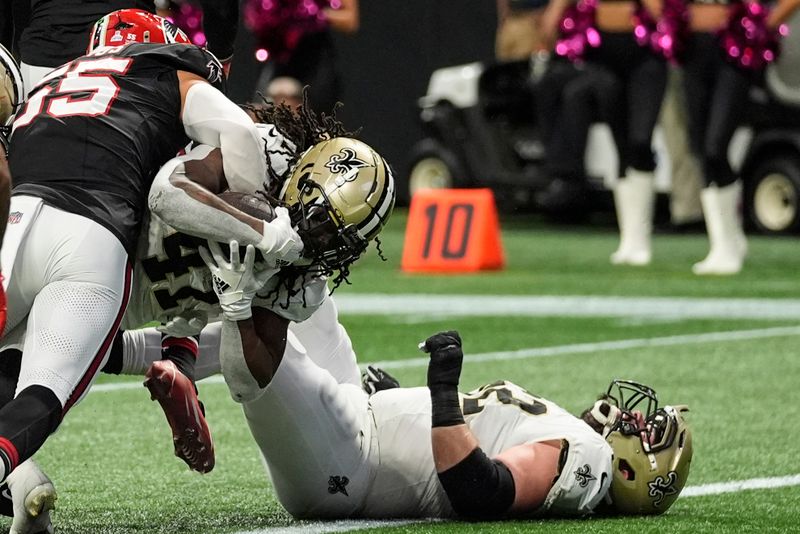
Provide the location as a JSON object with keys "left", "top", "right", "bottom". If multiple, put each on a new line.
{"left": 618, "top": 459, "right": 635, "bottom": 481}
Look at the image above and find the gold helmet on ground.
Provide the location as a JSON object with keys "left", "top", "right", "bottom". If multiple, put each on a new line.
{"left": 0, "top": 43, "right": 24, "bottom": 128}
{"left": 602, "top": 380, "right": 693, "bottom": 515}
{"left": 280, "top": 137, "right": 395, "bottom": 274}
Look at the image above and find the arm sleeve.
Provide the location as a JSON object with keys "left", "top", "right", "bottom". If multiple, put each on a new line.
{"left": 181, "top": 82, "right": 267, "bottom": 193}
{"left": 437, "top": 447, "right": 516, "bottom": 519}
{"left": 148, "top": 144, "right": 266, "bottom": 250}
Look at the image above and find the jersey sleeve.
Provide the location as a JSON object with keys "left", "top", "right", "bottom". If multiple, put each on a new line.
{"left": 542, "top": 430, "right": 613, "bottom": 515}
{"left": 125, "top": 43, "right": 227, "bottom": 93}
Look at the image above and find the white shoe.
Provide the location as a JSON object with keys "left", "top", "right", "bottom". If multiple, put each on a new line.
{"left": 693, "top": 181, "right": 748, "bottom": 275}
{"left": 6, "top": 460, "right": 56, "bottom": 534}
{"left": 611, "top": 170, "right": 655, "bottom": 266}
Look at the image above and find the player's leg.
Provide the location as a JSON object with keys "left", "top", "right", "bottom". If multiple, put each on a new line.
{"left": 102, "top": 324, "right": 221, "bottom": 473}
{"left": 241, "top": 330, "right": 373, "bottom": 518}
{"left": 142, "top": 331, "right": 214, "bottom": 473}
{"left": 105, "top": 323, "right": 222, "bottom": 381}
{"left": 0, "top": 205, "right": 131, "bottom": 483}
{"left": 288, "top": 296, "right": 360, "bottom": 386}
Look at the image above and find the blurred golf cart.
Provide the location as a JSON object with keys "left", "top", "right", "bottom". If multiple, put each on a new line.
{"left": 407, "top": 24, "right": 800, "bottom": 234}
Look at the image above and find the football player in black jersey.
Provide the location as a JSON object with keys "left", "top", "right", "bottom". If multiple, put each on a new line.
{"left": 17, "top": 0, "right": 239, "bottom": 91}
{"left": 0, "top": 11, "right": 302, "bottom": 533}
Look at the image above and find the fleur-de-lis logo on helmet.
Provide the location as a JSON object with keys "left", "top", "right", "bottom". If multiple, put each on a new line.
{"left": 648, "top": 470, "right": 679, "bottom": 506}
{"left": 325, "top": 147, "right": 368, "bottom": 177}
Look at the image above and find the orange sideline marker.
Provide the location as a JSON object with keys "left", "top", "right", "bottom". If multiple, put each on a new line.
{"left": 401, "top": 188, "right": 505, "bottom": 272}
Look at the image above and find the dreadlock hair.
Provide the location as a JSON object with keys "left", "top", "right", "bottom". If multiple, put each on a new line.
{"left": 245, "top": 88, "right": 368, "bottom": 308}
{"left": 241, "top": 87, "right": 359, "bottom": 197}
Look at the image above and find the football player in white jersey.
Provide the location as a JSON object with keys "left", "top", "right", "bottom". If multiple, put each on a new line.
{"left": 200, "top": 237, "right": 694, "bottom": 520}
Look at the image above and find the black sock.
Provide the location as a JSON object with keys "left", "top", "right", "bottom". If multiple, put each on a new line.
{"left": 101, "top": 331, "right": 124, "bottom": 375}
{"left": 161, "top": 335, "right": 198, "bottom": 383}
{"left": 0, "top": 385, "right": 62, "bottom": 477}
{"left": 0, "top": 350, "right": 22, "bottom": 408}
{"left": 0, "top": 482, "right": 11, "bottom": 517}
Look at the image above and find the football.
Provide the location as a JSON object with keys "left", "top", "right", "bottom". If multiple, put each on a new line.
{"left": 217, "top": 191, "right": 276, "bottom": 222}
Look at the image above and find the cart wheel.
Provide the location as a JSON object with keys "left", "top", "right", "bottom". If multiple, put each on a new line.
{"left": 745, "top": 154, "right": 800, "bottom": 234}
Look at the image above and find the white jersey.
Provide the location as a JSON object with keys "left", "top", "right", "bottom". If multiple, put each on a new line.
{"left": 123, "top": 212, "right": 220, "bottom": 331}
{"left": 365, "top": 381, "right": 612, "bottom": 518}
{"left": 124, "top": 123, "right": 306, "bottom": 333}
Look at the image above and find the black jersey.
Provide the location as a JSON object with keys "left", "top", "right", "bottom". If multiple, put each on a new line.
{"left": 9, "top": 43, "right": 226, "bottom": 256}
{"left": 19, "top": 0, "right": 155, "bottom": 68}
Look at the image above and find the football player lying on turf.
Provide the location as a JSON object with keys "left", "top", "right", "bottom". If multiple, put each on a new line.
{"left": 199, "top": 240, "right": 694, "bottom": 520}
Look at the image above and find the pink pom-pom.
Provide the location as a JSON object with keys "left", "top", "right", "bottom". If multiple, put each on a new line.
{"left": 243, "top": 0, "right": 332, "bottom": 62}
{"left": 718, "top": 1, "right": 785, "bottom": 71}
{"left": 166, "top": 0, "right": 207, "bottom": 47}
{"left": 555, "top": 0, "right": 601, "bottom": 62}
{"left": 633, "top": 0, "right": 689, "bottom": 63}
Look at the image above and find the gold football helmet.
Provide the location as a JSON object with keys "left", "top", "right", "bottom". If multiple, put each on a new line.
{"left": 0, "top": 43, "right": 24, "bottom": 128}
{"left": 602, "top": 380, "right": 693, "bottom": 515}
{"left": 279, "top": 137, "right": 395, "bottom": 274}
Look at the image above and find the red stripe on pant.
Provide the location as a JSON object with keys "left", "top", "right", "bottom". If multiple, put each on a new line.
{"left": 62, "top": 262, "right": 132, "bottom": 416}
{"left": 0, "top": 436, "right": 19, "bottom": 472}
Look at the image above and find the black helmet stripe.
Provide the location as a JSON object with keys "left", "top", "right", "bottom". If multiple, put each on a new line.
{"left": 357, "top": 159, "right": 395, "bottom": 239}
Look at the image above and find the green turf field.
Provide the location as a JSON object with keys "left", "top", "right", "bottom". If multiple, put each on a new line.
{"left": 6, "top": 211, "right": 800, "bottom": 533}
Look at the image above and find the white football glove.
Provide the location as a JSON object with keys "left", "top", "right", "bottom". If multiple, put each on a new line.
{"left": 257, "top": 206, "right": 303, "bottom": 265}
{"left": 199, "top": 240, "right": 279, "bottom": 321}
{"left": 156, "top": 311, "right": 208, "bottom": 337}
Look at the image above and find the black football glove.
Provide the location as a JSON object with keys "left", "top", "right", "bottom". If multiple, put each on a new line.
{"left": 361, "top": 365, "right": 401, "bottom": 395}
{"left": 420, "top": 330, "right": 464, "bottom": 427}
{"left": 420, "top": 330, "right": 463, "bottom": 390}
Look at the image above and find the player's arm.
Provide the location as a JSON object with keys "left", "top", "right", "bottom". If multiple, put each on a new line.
{"left": 199, "top": 240, "right": 288, "bottom": 402}
{"left": 148, "top": 143, "right": 302, "bottom": 263}
{"left": 177, "top": 71, "right": 267, "bottom": 194}
{"left": 423, "top": 332, "right": 558, "bottom": 518}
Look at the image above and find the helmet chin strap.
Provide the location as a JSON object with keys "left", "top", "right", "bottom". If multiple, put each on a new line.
{"left": 590, "top": 400, "right": 622, "bottom": 438}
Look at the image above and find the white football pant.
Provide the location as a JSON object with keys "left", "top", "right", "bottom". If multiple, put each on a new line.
{"left": 1, "top": 196, "right": 131, "bottom": 409}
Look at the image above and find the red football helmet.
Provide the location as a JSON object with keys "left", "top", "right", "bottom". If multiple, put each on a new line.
{"left": 88, "top": 9, "right": 191, "bottom": 53}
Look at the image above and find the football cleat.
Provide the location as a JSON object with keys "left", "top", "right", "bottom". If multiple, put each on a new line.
{"left": 144, "top": 360, "right": 215, "bottom": 474}
{"left": 6, "top": 460, "right": 56, "bottom": 534}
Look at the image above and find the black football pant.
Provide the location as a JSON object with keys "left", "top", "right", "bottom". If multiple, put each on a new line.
{"left": 588, "top": 31, "right": 668, "bottom": 176}
{"left": 683, "top": 32, "right": 753, "bottom": 187}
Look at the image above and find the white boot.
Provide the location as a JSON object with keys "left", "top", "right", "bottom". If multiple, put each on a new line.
{"left": 7, "top": 460, "right": 56, "bottom": 534}
{"left": 693, "top": 181, "right": 748, "bottom": 275}
{"left": 610, "top": 170, "right": 655, "bottom": 266}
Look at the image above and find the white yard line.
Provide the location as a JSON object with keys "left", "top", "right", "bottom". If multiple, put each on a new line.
{"left": 91, "top": 325, "right": 800, "bottom": 392}
{"left": 681, "top": 474, "right": 800, "bottom": 497}
{"left": 334, "top": 294, "right": 800, "bottom": 320}
{"left": 232, "top": 474, "right": 800, "bottom": 533}
{"left": 369, "top": 325, "right": 800, "bottom": 370}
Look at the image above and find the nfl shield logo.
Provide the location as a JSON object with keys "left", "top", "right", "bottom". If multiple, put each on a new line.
{"left": 7, "top": 211, "right": 22, "bottom": 224}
